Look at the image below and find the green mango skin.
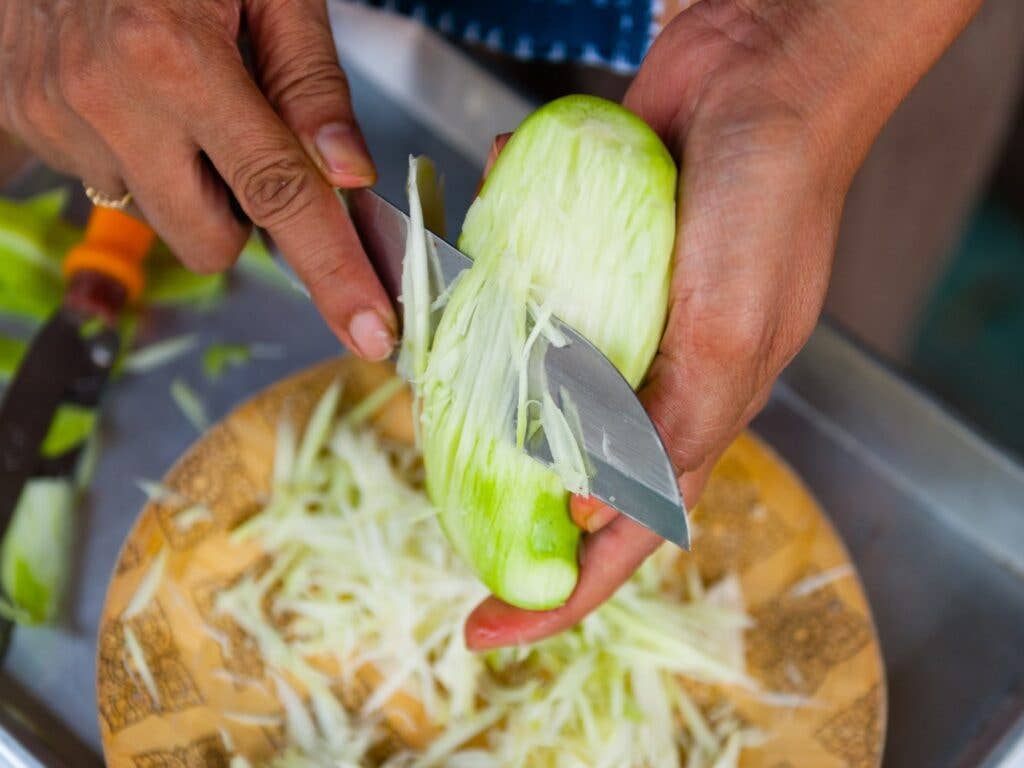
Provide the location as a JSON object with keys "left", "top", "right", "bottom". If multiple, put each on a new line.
{"left": 422, "top": 95, "right": 677, "bottom": 610}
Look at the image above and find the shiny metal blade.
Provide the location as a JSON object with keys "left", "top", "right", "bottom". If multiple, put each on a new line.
{"left": 526, "top": 333, "right": 689, "bottom": 548}
{"left": 346, "top": 187, "right": 468, "bottom": 304}
{"left": 345, "top": 187, "right": 689, "bottom": 547}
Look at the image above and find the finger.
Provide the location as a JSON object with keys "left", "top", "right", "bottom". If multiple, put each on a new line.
{"left": 570, "top": 360, "right": 775, "bottom": 534}
{"left": 569, "top": 495, "right": 618, "bottom": 532}
{"left": 465, "top": 445, "right": 723, "bottom": 651}
{"left": 118, "top": 138, "right": 250, "bottom": 274}
{"left": 12, "top": 92, "right": 125, "bottom": 196}
{"left": 193, "top": 53, "right": 396, "bottom": 359}
{"left": 247, "top": 0, "right": 375, "bottom": 188}
{"left": 76, "top": 92, "right": 248, "bottom": 270}
{"left": 475, "top": 132, "right": 513, "bottom": 196}
{"left": 465, "top": 517, "right": 661, "bottom": 650}
{"left": 482, "top": 133, "right": 513, "bottom": 178}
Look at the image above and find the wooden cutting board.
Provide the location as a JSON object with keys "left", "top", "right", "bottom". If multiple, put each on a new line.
{"left": 96, "top": 357, "right": 886, "bottom": 767}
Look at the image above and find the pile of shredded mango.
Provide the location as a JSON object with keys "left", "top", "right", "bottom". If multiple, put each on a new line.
{"left": 213, "top": 381, "right": 759, "bottom": 768}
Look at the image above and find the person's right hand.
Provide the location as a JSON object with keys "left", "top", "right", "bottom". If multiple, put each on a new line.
{"left": 0, "top": 0, "right": 396, "bottom": 360}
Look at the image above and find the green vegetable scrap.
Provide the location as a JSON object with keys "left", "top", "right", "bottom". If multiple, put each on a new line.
{"left": 202, "top": 341, "right": 282, "bottom": 381}
{"left": 0, "top": 189, "right": 78, "bottom": 322}
{"left": 74, "top": 431, "right": 102, "bottom": 491}
{"left": 170, "top": 377, "right": 210, "bottom": 432}
{"left": 143, "top": 242, "right": 226, "bottom": 308}
{"left": 0, "top": 188, "right": 72, "bottom": 272}
{"left": 0, "top": 478, "right": 74, "bottom": 624}
{"left": 123, "top": 333, "right": 199, "bottom": 375}
{"left": 0, "top": 356, "right": 97, "bottom": 624}
{"left": 40, "top": 403, "right": 97, "bottom": 458}
{"left": 237, "top": 234, "right": 300, "bottom": 292}
{"left": 0, "top": 337, "right": 27, "bottom": 382}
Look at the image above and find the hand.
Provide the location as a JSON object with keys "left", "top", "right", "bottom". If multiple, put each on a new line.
{"left": 464, "top": 0, "right": 981, "bottom": 649}
{"left": 0, "top": 0, "right": 395, "bottom": 359}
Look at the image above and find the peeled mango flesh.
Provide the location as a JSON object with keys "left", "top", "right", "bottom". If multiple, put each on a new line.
{"left": 420, "top": 95, "right": 677, "bottom": 609}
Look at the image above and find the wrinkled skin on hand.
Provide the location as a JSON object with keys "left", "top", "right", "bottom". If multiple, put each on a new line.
{"left": 464, "top": 0, "right": 981, "bottom": 649}
{"left": 1, "top": 0, "right": 980, "bottom": 650}
{"left": 0, "top": 0, "right": 396, "bottom": 359}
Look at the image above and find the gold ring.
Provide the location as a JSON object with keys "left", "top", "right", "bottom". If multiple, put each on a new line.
{"left": 83, "top": 182, "right": 132, "bottom": 210}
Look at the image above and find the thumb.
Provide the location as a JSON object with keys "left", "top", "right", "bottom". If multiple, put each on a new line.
{"left": 246, "top": 0, "right": 375, "bottom": 188}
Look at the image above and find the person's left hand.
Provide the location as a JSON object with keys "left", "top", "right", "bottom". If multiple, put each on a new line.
{"left": 461, "top": 0, "right": 977, "bottom": 649}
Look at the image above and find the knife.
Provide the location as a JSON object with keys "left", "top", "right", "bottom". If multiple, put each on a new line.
{"left": 343, "top": 187, "right": 689, "bottom": 549}
{"left": 0, "top": 205, "right": 154, "bottom": 650}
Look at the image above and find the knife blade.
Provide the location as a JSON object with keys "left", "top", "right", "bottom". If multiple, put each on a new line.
{"left": 346, "top": 187, "right": 689, "bottom": 548}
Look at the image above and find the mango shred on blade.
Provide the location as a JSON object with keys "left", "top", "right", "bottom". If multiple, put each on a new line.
{"left": 213, "top": 379, "right": 758, "bottom": 768}
{"left": 403, "top": 95, "right": 678, "bottom": 609}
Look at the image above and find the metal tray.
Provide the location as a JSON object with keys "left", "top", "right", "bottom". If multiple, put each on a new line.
{"left": 2, "top": 6, "right": 1023, "bottom": 766}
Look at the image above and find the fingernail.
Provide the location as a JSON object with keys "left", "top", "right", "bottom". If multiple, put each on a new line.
{"left": 315, "top": 123, "right": 376, "bottom": 185}
{"left": 349, "top": 310, "right": 395, "bottom": 361}
{"left": 570, "top": 495, "right": 604, "bottom": 530}
{"left": 464, "top": 620, "right": 517, "bottom": 651}
{"left": 464, "top": 626, "right": 495, "bottom": 651}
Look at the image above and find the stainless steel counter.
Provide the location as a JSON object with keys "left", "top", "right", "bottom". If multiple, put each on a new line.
{"left": 2, "top": 5, "right": 1023, "bottom": 766}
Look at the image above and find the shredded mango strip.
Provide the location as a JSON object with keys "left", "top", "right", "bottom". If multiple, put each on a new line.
{"left": 214, "top": 382, "right": 756, "bottom": 768}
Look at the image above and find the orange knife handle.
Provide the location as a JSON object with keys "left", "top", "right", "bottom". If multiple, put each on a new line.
{"left": 62, "top": 207, "right": 155, "bottom": 303}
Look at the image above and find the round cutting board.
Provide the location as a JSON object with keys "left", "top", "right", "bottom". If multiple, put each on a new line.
{"left": 97, "top": 357, "right": 886, "bottom": 767}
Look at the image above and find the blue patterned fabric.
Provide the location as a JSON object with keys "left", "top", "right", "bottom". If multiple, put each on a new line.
{"left": 355, "top": 0, "right": 655, "bottom": 72}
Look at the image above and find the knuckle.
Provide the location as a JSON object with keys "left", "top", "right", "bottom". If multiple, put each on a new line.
{"left": 179, "top": 253, "right": 234, "bottom": 275}
{"left": 725, "top": 308, "right": 777, "bottom": 360}
{"left": 306, "top": 257, "right": 347, "bottom": 292}
{"left": 168, "top": 217, "right": 249, "bottom": 275}
{"left": 233, "top": 153, "right": 314, "bottom": 228}
{"left": 59, "top": 57, "right": 98, "bottom": 115}
{"left": 693, "top": 76, "right": 828, "bottom": 178}
{"left": 59, "top": 50, "right": 110, "bottom": 121}
{"left": 18, "top": 87, "right": 55, "bottom": 131}
{"left": 175, "top": 242, "right": 239, "bottom": 275}
{"left": 686, "top": 301, "right": 773, "bottom": 369}
{"left": 107, "top": 6, "right": 199, "bottom": 78}
{"left": 265, "top": 56, "right": 350, "bottom": 113}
